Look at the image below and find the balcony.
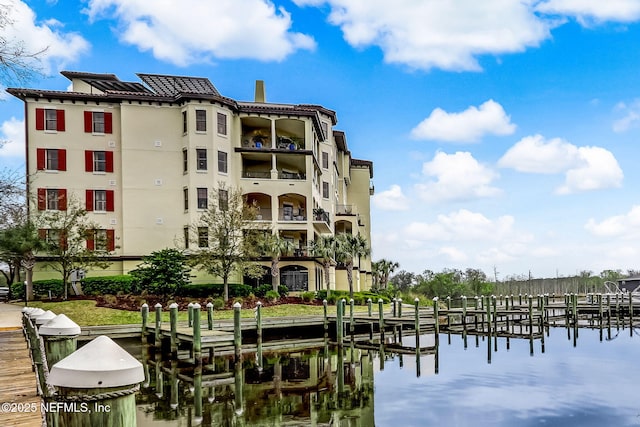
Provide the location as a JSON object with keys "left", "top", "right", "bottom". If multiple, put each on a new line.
{"left": 313, "top": 209, "right": 331, "bottom": 234}
{"left": 243, "top": 170, "right": 271, "bottom": 179}
{"left": 278, "top": 171, "right": 306, "bottom": 180}
{"left": 279, "top": 208, "right": 307, "bottom": 222}
{"left": 336, "top": 204, "right": 355, "bottom": 215}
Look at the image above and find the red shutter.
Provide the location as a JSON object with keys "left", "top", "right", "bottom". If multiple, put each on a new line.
{"left": 36, "top": 148, "right": 45, "bottom": 170}
{"left": 85, "top": 190, "right": 93, "bottom": 211}
{"left": 86, "top": 229, "right": 95, "bottom": 251}
{"left": 105, "top": 151, "right": 114, "bottom": 173}
{"left": 59, "top": 230, "right": 68, "bottom": 251}
{"left": 104, "top": 112, "right": 112, "bottom": 134}
{"left": 35, "top": 108, "right": 44, "bottom": 130}
{"left": 84, "top": 111, "right": 92, "bottom": 133}
{"left": 106, "top": 190, "right": 115, "bottom": 212}
{"left": 56, "top": 110, "right": 65, "bottom": 131}
{"left": 106, "top": 229, "right": 115, "bottom": 251}
{"left": 37, "top": 188, "right": 46, "bottom": 210}
{"left": 58, "top": 189, "right": 67, "bottom": 211}
{"left": 58, "top": 149, "right": 66, "bottom": 171}
{"left": 38, "top": 229, "right": 46, "bottom": 240}
{"left": 85, "top": 150, "right": 93, "bottom": 172}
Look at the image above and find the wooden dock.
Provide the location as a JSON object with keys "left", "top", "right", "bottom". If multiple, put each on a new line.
{"left": 0, "top": 329, "right": 43, "bottom": 427}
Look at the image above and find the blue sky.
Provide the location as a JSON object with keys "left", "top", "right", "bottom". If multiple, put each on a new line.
{"left": 2, "top": 0, "right": 640, "bottom": 280}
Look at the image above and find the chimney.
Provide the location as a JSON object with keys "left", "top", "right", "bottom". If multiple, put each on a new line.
{"left": 254, "top": 80, "right": 266, "bottom": 103}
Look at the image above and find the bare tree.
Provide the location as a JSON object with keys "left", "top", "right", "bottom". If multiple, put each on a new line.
{"left": 0, "top": 4, "right": 46, "bottom": 85}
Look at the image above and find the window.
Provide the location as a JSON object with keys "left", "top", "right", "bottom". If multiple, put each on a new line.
{"left": 322, "top": 181, "right": 329, "bottom": 199}
{"left": 86, "top": 229, "right": 115, "bottom": 251}
{"left": 322, "top": 152, "right": 329, "bottom": 169}
{"left": 184, "top": 227, "right": 190, "bottom": 249}
{"left": 196, "top": 149, "right": 207, "bottom": 171}
{"left": 39, "top": 229, "right": 66, "bottom": 250}
{"left": 217, "top": 112, "right": 227, "bottom": 135}
{"left": 37, "top": 188, "right": 67, "bottom": 211}
{"left": 36, "top": 149, "right": 66, "bottom": 171}
{"left": 197, "top": 188, "right": 208, "bottom": 209}
{"left": 35, "top": 108, "right": 65, "bottom": 132}
{"left": 182, "top": 149, "right": 188, "bottom": 173}
{"left": 217, "top": 151, "right": 227, "bottom": 173}
{"left": 183, "top": 188, "right": 189, "bottom": 211}
{"left": 196, "top": 110, "right": 207, "bottom": 132}
{"left": 198, "top": 227, "right": 208, "bottom": 247}
{"left": 182, "top": 111, "right": 187, "bottom": 133}
{"left": 218, "top": 189, "right": 229, "bottom": 211}
{"left": 85, "top": 151, "right": 114, "bottom": 173}
{"left": 85, "top": 190, "right": 114, "bottom": 212}
{"left": 83, "top": 111, "right": 112, "bottom": 134}
{"left": 321, "top": 122, "right": 328, "bottom": 140}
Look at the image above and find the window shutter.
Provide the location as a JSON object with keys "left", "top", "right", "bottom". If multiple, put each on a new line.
{"left": 58, "top": 189, "right": 67, "bottom": 211}
{"left": 37, "top": 188, "right": 46, "bottom": 210}
{"left": 35, "top": 108, "right": 44, "bottom": 130}
{"left": 56, "top": 110, "right": 65, "bottom": 131}
{"left": 104, "top": 112, "right": 113, "bottom": 134}
{"left": 38, "top": 229, "right": 46, "bottom": 240}
{"left": 105, "top": 151, "right": 114, "bottom": 172}
{"left": 60, "top": 230, "right": 68, "bottom": 251}
{"left": 86, "top": 229, "right": 95, "bottom": 251}
{"left": 85, "top": 150, "right": 93, "bottom": 172}
{"left": 84, "top": 111, "right": 92, "bottom": 133}
{"left": 58, "top": 149, "right": 66, "bottom": 171}
{"left": 106, "top": 190, "right": 115, "bottom": 212}
{"left": 106, "top": 229, "right": 115, "bottom": 251}
{"left": 85, "top": 190, "right": 94, "bottom": 211}
{"left": 36, "top": 148, "right": 45, "bottom": 170}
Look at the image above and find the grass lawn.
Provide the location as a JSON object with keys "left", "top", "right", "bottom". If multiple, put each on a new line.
{"left": 25, "top": 300, "right": 372, "bottom": 326}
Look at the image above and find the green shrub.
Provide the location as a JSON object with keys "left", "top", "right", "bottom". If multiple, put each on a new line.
{"left": 265, "top": 290, "right": 279, "bottom": 302}
{"left": 179, "top": 283, "right": 252, "bottom": 298}
{"left": 12, "top": 279, "right": 65, "bottom": 300}
{"left": 212, "top": 297, "right": 225, "bottom": 310}
{"left": 301, "top": 291, "right": 315, "bottom": 302}
{"left": 278, "top": 285, "right": 289, "bottom": 297}
{"left": 82, "top": 275, "right": 135, "bottom": 295}
{"left": 254, "top": 284, "right": 272, "bottom": 298}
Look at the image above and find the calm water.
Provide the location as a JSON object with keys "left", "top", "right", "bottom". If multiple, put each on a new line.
{"left": 127, "top": 324, "right": 640, "bottom": 427}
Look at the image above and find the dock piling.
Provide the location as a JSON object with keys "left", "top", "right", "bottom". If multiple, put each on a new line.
{"left": 192, "top": 303, "right": 202, "bottom": 364}
{"left": 207, "top": 302, "right": 214, "bottom": 330}
{"left": 169, "top": 303, "right": 178, "bottom": 355}
{"left": 141, "top": 303, "right": 149, "bottom": 341}
{"left": 154, "top": 303, "right": 162, "bottom": 347}
{"left": 233, "top": 302, "right": 242, "bottom": 359}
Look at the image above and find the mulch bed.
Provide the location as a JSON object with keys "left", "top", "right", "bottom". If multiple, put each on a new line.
{"left": 93, "top": 294, "right": 323, "bottom": 311}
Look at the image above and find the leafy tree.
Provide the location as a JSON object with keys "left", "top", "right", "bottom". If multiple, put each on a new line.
{"left": 37, "top": 197, "right": 113, "bottom": 299}
{"left": 188, "top": 186, "right": 263, "bottom": 302}
{"left": 374, "top": 258, "right": 399, "bottom": 290}
{"left": 309, "top": 235, "right": 336, "bottom": 297}
{"left": 130, "top": 248, "right": 191, "bottom": 295}
{"left": 389, "top": 270, "right": 416, "bottom": 293}
{"left": 334, "top": 233, "right": 370, "bottom": 300}
{"left": 258, "top": 233, "right": 295, "bottom": 292}
{"left": 464, "top": 268, "right": 493, "bottom": 296}
{"left": 0, "top": 220, "right": 46, "bottom": 300}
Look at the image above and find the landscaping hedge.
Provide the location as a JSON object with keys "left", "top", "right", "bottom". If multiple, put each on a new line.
{"left": 11, "top": 279, "right": 64, "bottom": 300}
{"left": 81, "top": 275, "right": 136, "bottom": 295}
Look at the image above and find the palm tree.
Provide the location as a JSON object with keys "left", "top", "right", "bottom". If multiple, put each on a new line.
{"left": 334, "top": 233, "right": 370, "bottom": 299}
{"left": 309, "top": 235, "right": 336, "bottom": 297}
{"left": 258, "top": 233, "right": 295, "bottom": 292}
{"left": 377, "top": 259, "right": 400, "bottom": 290}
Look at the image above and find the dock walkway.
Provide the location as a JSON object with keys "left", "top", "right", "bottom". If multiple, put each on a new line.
{"left": 0, "top": 303, "right": 43, "bottom": 427}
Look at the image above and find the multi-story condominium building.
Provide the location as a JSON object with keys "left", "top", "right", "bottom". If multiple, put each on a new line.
{"left": 8, "top": 71, "right": 374, "bottom": 293}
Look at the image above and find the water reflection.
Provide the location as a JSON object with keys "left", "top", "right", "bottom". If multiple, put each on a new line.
{"left": 126, "top": 321, "right": 640, "bottom": 427}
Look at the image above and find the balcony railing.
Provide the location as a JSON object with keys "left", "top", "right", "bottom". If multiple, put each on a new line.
{"left": 278, "top": 171, "right": 306, "bottom": 180}
{"left": 242, "top": 171, "right": 271, "bottom": 179}
{"left": 313, "top": 211, "right": 331, "bottom": 226}
{"left": 279, "top": 211, "right": 307, "bottom": 221}
{"left": 336, "top": 204, "right": 354, "bottom": 215}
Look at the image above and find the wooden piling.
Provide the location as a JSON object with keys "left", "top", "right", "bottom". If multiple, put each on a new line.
{"left": 433, "top": 297, "right": 440, "bottom": 336}
{"left": 378, "top": 299, "right": 384, "bottom": 339}
{"left": 187, "top": 302, "right": 194, "bottom": 327}
{"left": 398, "top": 298, "right": 403, "bottom": 317}
{"left": 255, "top": 301, "right": 262, "bottom": 342}
{"left": 367, "top": 298, "right": 372, "bottom": 317}
{"left": 169, "top": 302, "right": 178, "bottom": 355}
{"left": 336, "top": 299, "right": 344, "bottom": 346}
{"left": 233, "top": 302, "right": 242, "bottom": 359}
{"left": 414, "top": 298, "right": 420, "bottom": 353}
{"left": 141, "top": 303, "right": 149, "bottom": 341}
{"left": 154, "top": 303, "right": 162, "bottom": 347}
{"left": 207, "top": 302, "right": 214, "bottom": 330}
{"left": 392, "top": 298, "right": 397, "bottom": 317}
{"left": 323, "top": 299, "right": 328, "bottom": 334}
{"left": 349, "top": 299, "right": 355, "bottom": 333}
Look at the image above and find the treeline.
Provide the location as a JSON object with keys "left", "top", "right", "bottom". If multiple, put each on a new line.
{"left": 388, "top": 268, "right": 634, "bottom": 299}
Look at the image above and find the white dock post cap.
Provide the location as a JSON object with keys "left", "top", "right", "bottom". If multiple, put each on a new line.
{"left": 49, "top": 335, "right": 144, "bottom": 388}
{"left": 233, "top": 302, "right": 241, "bottom": 308}
{"left": 141, "top": 303, "right": 148, "bottom": 308}
{"left": 34, "top": 310, "right": 57, "bottom": 325}
{"left": 27, "top": 308, "right": 45, "bottom": 318}
{"left": 39, "top": 314, "right": 81, "bottom": 336}
{"left": 154, "top": 303, "right": 162, "bottom": 308}
{"left": 206, "top": 302, "right": 213, "bottom": 308}
{"left": 192, "top": 302, "right": 201, "bottom": 309}
{"left": 22, "top": 307, "right": 35, "bottom": 313}
{"left": 169, "top": 302, "right": 179, "bottom": 309}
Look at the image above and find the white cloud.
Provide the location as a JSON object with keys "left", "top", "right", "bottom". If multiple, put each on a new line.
{"left": 2, "top": 1, "right": 89, "bottom": 76}
{"left": 372, "top": 184, "right": 409, "bottom": 211}
{"left": 536, "top": 0, "right": 640, "bottom": 24}
{"left": 498, "top": 134, "right": 581, "bottom": 173}
{"left": 438, "top": 246, "right": 468, "bottom": 262}
{"left": 0, "top": 117, "right": 25, "bottom": 158}
{"left": 585, "top": 205, "right": 640, "bottom": 238}
{"left": 85, "top": 0, "right": 315, "bottom": 66}
{"left": 293, "top": 0, "right": 553, "bottom": 71}
{"left": 613, "top": 100, "right": 640, "bottom": 132}
{"left": 556, "top": 146, "right": 623, "bottom": 194}
{"left": 411, "top": 100, "right": 516, "bottom": 143}
{"left": 498, "top": 135, "right": 623, "bottom": 194}
{"left": 415, "top": 151, "right": 501, "bottom": 202}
